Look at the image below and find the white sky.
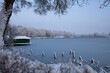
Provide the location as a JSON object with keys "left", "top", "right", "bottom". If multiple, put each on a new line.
{"left": 10, "top": 1, "right": 110, "bottom": 34}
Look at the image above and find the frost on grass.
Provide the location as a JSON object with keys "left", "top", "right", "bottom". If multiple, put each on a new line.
{"left": 0, "top": 49, "right": 108, "bottom": 73}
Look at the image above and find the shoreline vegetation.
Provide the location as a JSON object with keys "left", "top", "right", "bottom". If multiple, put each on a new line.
{"left": 0, "top": 48, "right": 109, "bottom": 73}
{"left": 4, "top": 25, "right": 110, "bottom": 46}
{"left": 5, "top": 25, "right": 110, "bottom": 39}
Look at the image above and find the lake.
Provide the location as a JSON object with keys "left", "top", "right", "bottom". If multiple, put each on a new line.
{"left": 13, "top": 37, "right": 110, "bottom": 66}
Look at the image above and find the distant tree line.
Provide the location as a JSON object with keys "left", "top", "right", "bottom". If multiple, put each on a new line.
{"left": 5, "top": 25, "right": 75, "bottom": 39}
{"left": 4, "top": 24, "right": 110, "bottom": 42}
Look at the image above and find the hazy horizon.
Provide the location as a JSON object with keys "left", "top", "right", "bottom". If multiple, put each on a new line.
{"left": 10, "top": 1, "right": 110, "bottom": 34}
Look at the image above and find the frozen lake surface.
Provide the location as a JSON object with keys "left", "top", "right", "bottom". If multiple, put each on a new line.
{"left": 13, "top": 37, "right": 110, "bottom": 66}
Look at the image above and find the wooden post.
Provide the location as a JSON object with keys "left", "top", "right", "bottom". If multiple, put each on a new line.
{"left": 42, "top": 52, "right": 44, "bottom": 56}
{"left": 30, "top": 49, "right": 32, "bottom": 54}
{"left": 54, "top": 52, "right": 56, "bottom": 59}
{"left": 70, "top": 49, "right": 72, "bottom": 54}
{"left": 72, "top": 51, "right": 75, "bottom": 58}
{"left": 91, "top": 58, "right": 95, "bottom": 63}
{"left": 62, "top": 52, "right": 64, "bottom": 57}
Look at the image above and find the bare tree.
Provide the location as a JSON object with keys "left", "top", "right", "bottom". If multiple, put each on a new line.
{"left": 0, "top": 0, "right": 110, "bottom": 50}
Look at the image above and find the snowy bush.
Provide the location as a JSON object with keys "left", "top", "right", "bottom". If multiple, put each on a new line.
{"left": 0, "top": 49, "right": 108, "bottom": 73}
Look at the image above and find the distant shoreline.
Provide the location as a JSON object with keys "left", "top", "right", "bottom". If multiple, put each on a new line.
{"left": 31, "top": 36, "right": 110, "bottom": 39}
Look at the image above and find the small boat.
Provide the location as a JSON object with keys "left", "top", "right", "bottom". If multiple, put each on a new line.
{"left": 13, "top": 36, "right": 31, "bottom": 46}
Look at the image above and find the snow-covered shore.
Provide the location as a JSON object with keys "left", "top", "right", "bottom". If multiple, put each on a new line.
{"left": 0, "top": 49, "right": 109, "bottom": 73}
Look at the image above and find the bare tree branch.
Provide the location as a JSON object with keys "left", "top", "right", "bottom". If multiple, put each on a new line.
{"left": 100, "top": 0, "right": 110, "bottom": 8}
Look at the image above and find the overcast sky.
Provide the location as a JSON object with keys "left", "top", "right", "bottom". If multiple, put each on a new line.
{"left": 10, "top": 1, "right": 110, "bottom": 34}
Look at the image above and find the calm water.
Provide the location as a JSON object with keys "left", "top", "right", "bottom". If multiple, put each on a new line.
{"left": 14, "top": 38, "right": 110, "bottom": 66}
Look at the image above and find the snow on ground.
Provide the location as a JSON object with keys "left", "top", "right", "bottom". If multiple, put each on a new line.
{"left": 0, "top": 49, "right": 109, "bottom": 73}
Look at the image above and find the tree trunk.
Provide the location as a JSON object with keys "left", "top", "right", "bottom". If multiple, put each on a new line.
{"left": 0, "top": 0, "right": 15, "bottom": 50}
